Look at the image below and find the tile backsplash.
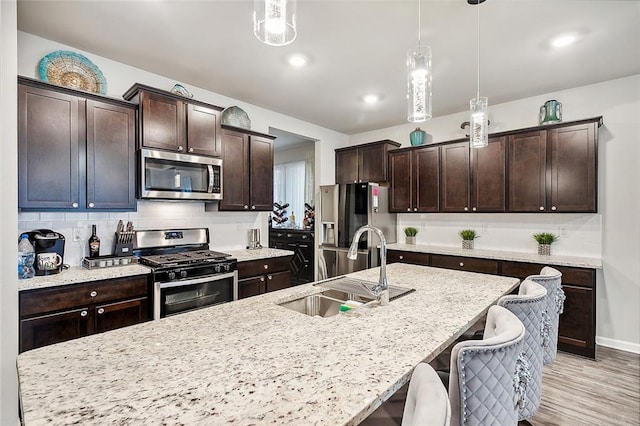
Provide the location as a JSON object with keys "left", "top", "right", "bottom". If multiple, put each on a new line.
{"left": 18, "top": 201, "right": 266, "bottom": 266}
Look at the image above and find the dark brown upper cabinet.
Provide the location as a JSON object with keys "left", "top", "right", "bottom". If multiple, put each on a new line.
{"left": 217, "top": 126, "right": 275, "bottom": 211}
{"left": 508, "top": 118, "right": 599, "bottom": 213}
{"left": 335, "top": 140, "right": 400, "bottom": 184}
{"left": 471, "top": 136, "right": 507, "bottom": 212}
{"left": 123, "top": 83, "right": 222, "bottom": 157}
{"left": 18, "top": 77, "right": 136, "bottom": 211}
{"left": 389, "top": 145, "right": 440, "bottom": 213}
{"left": 440, "top": 141, "right": 470, "bottom": 212}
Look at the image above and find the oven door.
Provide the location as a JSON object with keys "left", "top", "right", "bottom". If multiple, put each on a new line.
{"left": 140, "top": 148, "right": 222, "bottom": 201}
{"left": 154, "top": 271, "right": 237, "bottom": 320}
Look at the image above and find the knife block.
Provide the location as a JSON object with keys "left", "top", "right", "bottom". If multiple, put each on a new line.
{"left": 113, "top": 231, "right": 135, "bottom": 256}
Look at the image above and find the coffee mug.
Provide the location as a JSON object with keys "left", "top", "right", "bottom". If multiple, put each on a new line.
{"left": 37, "top": 253, "right": 62, "bottom": 271}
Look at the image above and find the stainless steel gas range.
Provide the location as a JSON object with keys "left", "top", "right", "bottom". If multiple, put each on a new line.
{"left": 134, "top": 228, "right": 238, "bottom": 320}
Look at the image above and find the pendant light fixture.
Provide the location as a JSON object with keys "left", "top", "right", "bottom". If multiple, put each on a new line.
{"left": 253, "top": 0, "right": 297, "bottom": 46}
{"left": 407, "top": 0, "right": 432, "bottom": 122}
{"left": 469, "top": 0, "right": 488, "bottom": 148}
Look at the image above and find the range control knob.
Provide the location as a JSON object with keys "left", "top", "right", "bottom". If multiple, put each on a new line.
{"left": 214, "top": 264, "right": 221, "bottom": 273}
{"left": 180, "top": 270, "right": 188, "bottom": 279}
{"left": 223, "top": 263, "right": 230, "bottom": 272}
{"left": 168, "top": 271, "right": 176, "bottom": 281}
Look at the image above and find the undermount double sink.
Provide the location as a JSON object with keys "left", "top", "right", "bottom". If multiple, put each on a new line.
{"left": 278, "top": 276, "right": 415, "bottom": 318}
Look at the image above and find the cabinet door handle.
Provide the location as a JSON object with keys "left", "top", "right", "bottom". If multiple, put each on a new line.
{"left": 178, "top": 145, "right": 184, "bottom": 151}
{"left": 244, "top": 205, "right": 248, "bottom": 209}
{"left": 353, "top": 180, "right": 358, "bottom": 183}
{"left": 267, "top": 275, "right": 273, "bottom": 280}
{"left": 551, "top": 206, "right": 557, "bottom": 211}
{"left": 399, "top": 255, "right": 404, "bottom": 260}
{"left": 539, "top": 206, "right": 545, "bottom": 211}
{"left": 260, "top": 277, "right": 265, "bottom": 282}
{"left": 464, "top": 207, "right": 469, "bottom": 211}
{"left": 80, "top": 310, "right": 88, "bottom": 317}
{"left": 72, "top": 202, "right": 79, "bottom": 208}
{"left": 407, "top": 208, "right": 411, "bottom": 212}
{"left": 472, "top": 207, "right": 477, "bottom": 212}
{"left": 90, "top": 291, "right": 97, "bottom": 297}
{"left": 188, "top": 147, "right": 194, "bottom": 153}
{"left": 88, "top": 202, "right": 95, "bottom": 208}
{"left": 97, "top": 308, "right": 105, "bottom": 315}
{"left": 251, "top": 206, "right": 256, "bottom": 210}
{"left": 413, "top": 208, "right": 418, "bottom": 212}
{"left": 263, "top": 264, "right": 269, "bottom": 270}
{"left": 459, "top": 262, "right": 464, "bottom": 267}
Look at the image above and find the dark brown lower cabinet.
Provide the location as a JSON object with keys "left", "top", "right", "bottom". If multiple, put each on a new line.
{"left": 386, "top": 249, "right": 596, "bottom": 358}
{"left": 269, "top": 229, "right": 314, "bottom": 285}
{"left": 387, "top": 250, "right": 430, "bottom": 266}
{"left": 19, "top": 275, "right": 150, "bottom": 353}
{"left": 237, "top": 256, "right": 293, "bottom": 299}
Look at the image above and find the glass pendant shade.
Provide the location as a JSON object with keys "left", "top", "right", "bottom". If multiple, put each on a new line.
{"left": 469, "top": 97, "right": 489, "bottom": 148}
{"left": 253, "top": 0, "right": 297, "bottom": 46}
{"left": 407, "top": 46, "right": 432, "bottom": 122}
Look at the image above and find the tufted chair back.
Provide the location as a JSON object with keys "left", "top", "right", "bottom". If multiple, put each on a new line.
{"left": 498, "top": 280, "right": 547, "bottom": 421}
{"left": 448, "top": 305, "right": 526, "bottom": 426}
{"left": 402, "top": 363, "right": 451, "bottom": 426}
{"left": 526, "top": 266, "right": 564, "bottom": 364}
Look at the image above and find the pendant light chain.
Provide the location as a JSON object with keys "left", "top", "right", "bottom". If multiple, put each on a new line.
{"left": 476, "top": 1, "right": 480, "bottom": 100}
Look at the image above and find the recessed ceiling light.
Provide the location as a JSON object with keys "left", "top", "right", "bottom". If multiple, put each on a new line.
{"left": 288, "top": 54, "right": 308, "bottom": 68}
{"left": 552, "top": 34, "right": 577, "bottom": 48}
{"left": 363, "top": 94, "right": 380, "bottom": 104}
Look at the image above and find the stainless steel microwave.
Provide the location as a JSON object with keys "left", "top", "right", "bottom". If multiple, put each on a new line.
{"left": 139, "top": 149, "right": 222, "bottom": 201}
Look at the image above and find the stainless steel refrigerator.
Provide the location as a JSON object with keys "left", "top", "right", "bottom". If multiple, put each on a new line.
{"left": 319, "top": 182, "right": 396, "bottom": 278}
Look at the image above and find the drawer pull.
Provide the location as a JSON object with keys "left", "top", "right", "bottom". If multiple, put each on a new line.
{"left": 263, "top": 264, "right": 269, "bottom": 270}
{"left": 267, "top": 275, "right": 273, "bottom": 280}
{"left": 399, "top": 255, "right": 404, "bottom": 260}
{"left": 97, "top": 308, "right": 105, "bottom": 315}
{"left": 459, "top": 262, "right": 464, "bottom": 267}
{"left": 90, "top": 291, "right": 97, "bottom": 297}
{"left": 80, "top": 310, "right": 88, "bottom": 317}
{"left": 260, "top": 277, "right": 265, "bottom": 282}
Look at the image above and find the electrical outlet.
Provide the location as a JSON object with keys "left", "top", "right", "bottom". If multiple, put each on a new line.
{"left": 558, "top": 226, "right": 568, "bottom": 237}
{"left": 72, "top": 227, "right": 83, "bottom": 242}
{"left": 481, "top": 224, "right": 488, "bottom": 234}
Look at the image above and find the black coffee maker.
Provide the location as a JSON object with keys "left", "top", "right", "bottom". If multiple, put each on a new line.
{"left": 25, "top": 229, "right": 65, "bottom": 276}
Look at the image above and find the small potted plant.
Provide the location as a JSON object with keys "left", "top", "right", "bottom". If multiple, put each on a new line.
{"left": 533, "top": 232, "right": 558, "bottom": 256}
{"left": 404, "top": 227, "right": 418, "bottom": 244}
{"left": 458, "top": 229, "right": 478, "bottom": 249}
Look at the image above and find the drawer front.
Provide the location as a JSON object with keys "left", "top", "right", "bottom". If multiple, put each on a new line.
{"left": 501, "top": 261, "right": 595, "bottom": 288}
{"left": 20, "top": 275, "right": 149, "bottom": 317}
{"left": 238, "top": 256, "right": 292, "bottom": 279}
{"left": 266, "top": 270, "right": 291, "bottom": 293}
{"left": 238, "top": 276, "right": 266, "bottom": 299}
{"left": 387, "top": 250, "right": 430, "bottom": 266}
{"left": 431, "top": 254, "right": 499, "bottom": 274}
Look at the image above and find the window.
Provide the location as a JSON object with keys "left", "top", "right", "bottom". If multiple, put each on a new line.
{"left": 273, "top": 160, "right": 313, "bottom": 227}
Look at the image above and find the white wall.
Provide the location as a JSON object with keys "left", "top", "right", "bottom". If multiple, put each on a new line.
{"left": 17, "top": 32, "right": 348, "bottom": 265}
{"left": 349, "top": 75, "right": 640, "bottom": 352}
{"left": 274, "top": 143, "right": 315, "bottom": 165}
{"left": 1, "top": 2, "right": 19, "bottom": 424}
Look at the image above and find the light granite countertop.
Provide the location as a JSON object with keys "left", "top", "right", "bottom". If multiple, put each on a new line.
{"left": 18, "top": 264, "right": 152, "bottom": 292}
{"left": 387, "top": 243, "right": 602, "bottom": 269}
{"left": 227, "top": 247, "right": 295, "bottom": 262}
{"left": 17, "top": 263, "right": 519, "bottom": 425}
{"left": 17, "top": 249, "right": 294, "bottom": 292}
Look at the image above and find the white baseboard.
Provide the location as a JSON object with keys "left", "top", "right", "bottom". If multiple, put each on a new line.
{"left": 596, "top": 336, "right": 640, "bottom": 354}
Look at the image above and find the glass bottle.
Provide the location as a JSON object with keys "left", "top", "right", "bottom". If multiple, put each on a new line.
{"left": 18, "top": 234, "right": 35, "bottom": 279}
{"left": 88, "top": 224, "right": 100, "bottom": 258}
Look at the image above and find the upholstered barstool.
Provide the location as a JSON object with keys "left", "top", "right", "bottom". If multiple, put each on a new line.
{"left": 448, "top": 305, "right": 527, "bottom": 426}
{"left": 498, "top": 280, "right": 548, "bottom": 422}
{"left": 402, "top": 363, "right": 451, "bottom": 426}
{"left": 526, "top": 266, "right": 564, "bottom": 364}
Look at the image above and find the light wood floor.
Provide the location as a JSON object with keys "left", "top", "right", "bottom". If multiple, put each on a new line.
{"left": 361, "top": 346, "right": 640, "bottom": 425}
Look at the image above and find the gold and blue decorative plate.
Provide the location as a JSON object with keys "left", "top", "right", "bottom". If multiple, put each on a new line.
{"left": 39, "top": 50, "right": 107, "bottom": 94}
{"left": 221, "top": 106, "right": 251, "bottom": 130}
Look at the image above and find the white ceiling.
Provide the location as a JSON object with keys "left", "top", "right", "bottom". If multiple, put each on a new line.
{"left": 16, "top": 0, "right": 640, "bottom": 135}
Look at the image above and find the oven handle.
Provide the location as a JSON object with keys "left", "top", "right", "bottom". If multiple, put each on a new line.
{"left": 207, "top": 164, "right": 214, "bottom": 193}
{"left": 158, "top": 271, "right": 236, "bottom": 289}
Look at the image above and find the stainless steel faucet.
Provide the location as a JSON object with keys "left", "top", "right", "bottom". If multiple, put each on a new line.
{"left": 347, "top": 225, "right": 389, "bottom": 306}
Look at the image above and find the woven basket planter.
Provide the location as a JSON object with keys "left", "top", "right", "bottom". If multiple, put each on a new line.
{"left": 538, "top": 244, "right": 551, "bottom": 256}
{"left": 462, "top": 240, "right": 474, "bottom": 250}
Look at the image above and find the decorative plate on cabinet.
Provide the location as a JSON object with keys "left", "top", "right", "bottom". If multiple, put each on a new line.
{"left": 221, "top": 106, "right": 251, "bottom": 130}
{"left": 38, "top": 50, "right": 107, "bottom": 94}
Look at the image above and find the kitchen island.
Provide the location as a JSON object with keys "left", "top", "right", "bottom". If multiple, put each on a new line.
{"left": 17, "top": 263, "right": 519, "bottom": 425}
